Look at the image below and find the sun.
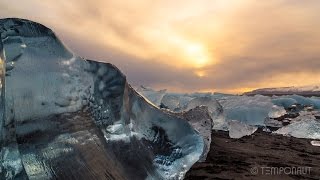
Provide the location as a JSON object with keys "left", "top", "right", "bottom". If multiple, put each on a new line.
{"left": 166, "top": 34, "right": 212, "bottom": 68}
{"left": 195, "top": 70, "right": 206, "bottom": 77}
{"left": 184, "top": 43, "right": 209, "bottom": 68}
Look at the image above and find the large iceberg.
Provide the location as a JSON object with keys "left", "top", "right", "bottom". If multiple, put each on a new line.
{"left": 0, "top": 18, "right": 206, "bottom": 179}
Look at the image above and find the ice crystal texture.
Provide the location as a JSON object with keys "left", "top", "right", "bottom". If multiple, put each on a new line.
{"left": 0, "top": 18, "right": 205, "bottom": 180}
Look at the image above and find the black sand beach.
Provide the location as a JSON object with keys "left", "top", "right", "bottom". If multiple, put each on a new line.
{"left": 186, "top": 129, "right": 320, "bottom": 180}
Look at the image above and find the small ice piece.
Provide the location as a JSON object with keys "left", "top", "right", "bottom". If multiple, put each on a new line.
{"left": 268, "top": 105, "right": 286, "bottom": 118}
{"left": 264, "top": 117, "right": 284, "bottom": 128}
{"left": 106, "top": 123, "right": 123, "bottom": 133}
{"left": 311, "top": 140, "right": 320, "bottom": 146}
{"left": 262, "top": 126, "right": 271, "bottom": 133}
{"left": 228, "top": 120, "right": 258, "bottom": 139}
{"left": 274, "top": 119, "right": 320, "bottom": 139}
{"left": 292, "top": 110, "right": 317, "bottom": 122}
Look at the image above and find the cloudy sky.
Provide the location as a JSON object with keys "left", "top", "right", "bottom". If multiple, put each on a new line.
{"left": 1, "top": 0, "right": 320, "bottom": 93}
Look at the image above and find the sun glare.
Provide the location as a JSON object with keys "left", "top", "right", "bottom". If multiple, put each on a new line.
{"left": 195, "top": 70, "right": 206, "bottom": 77}
{"left": 166, "top": 35, "right": 211, "bottom": 68}
{"left": 184, "top": 43, "right": 209, "bottom": 68}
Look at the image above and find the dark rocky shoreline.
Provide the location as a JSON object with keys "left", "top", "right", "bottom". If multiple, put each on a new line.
{"left": 185, "top": 129, "right": 320, "bottom": 180}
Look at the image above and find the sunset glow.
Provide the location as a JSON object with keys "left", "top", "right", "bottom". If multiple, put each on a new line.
{"left": 184, "top": 43, "right": 209, "bottom": 68}
{"left": 1, "top": 0, "right": 320, "bottom": 93}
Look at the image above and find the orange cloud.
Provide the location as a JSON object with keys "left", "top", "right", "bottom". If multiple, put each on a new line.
{"left": 1, "top": 0, "right": 320, "bottom": 93}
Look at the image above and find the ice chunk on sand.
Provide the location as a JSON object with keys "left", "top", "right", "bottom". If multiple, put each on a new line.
{"left": 228, "top": 120, "right": 258, "bottom": 139}
{"left": 219, "top": 95, "right": 274, "bottom": 125}
{"left": 268, "top": 105, "right": 287, "bottom": 118}
{"left": 311, "top": 140, "right": 320, "bottom": 147}
{"left": 274, "top": 119, "right": 320, "bottom": 140}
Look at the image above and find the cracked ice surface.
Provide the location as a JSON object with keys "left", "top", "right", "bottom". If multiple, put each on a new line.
{"left": 0, "top": 18, "right": 205, "bottom": 180}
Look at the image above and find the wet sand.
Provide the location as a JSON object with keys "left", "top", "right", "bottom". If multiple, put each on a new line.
{"left": 185, "top": 129, "right": 320, "bottom": 180}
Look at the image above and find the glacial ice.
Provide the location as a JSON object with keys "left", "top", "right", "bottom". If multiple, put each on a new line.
{"left": 268, "top": 105, "right": 286, "bottom": 119}
{"left": 274, "top": 119, "right": 320, "bottom": 140}
{"left": 264, "top": 118, "right": 284, "bottom": 128}
{"left": 274, "top": 111, "right": 320, "bottom": 140}
{"left": 138, "top": 88, "right": 292, "bottom": 132}
{"left": 288, "top": 95, "right": 320, "bottom": 109}
{"left": 161, "top": 93, "right": 188, "bottom": 111}
{"left": 271, "top": 97, "right": 298, "bottom": 109}
{"left": 0, "top": 18, "right": 206, "bottom": 180}
{"left": 272, "top": 95, "right": 320, "bottom": 109}
{"left": 228, "top": 120, "right": 258, "bottom": 139}
{"left": 136, "top": 86, "right": 167, "bottom": 107}
{"left": 178, "top": 106, "right": 213, "bottom": 162}
{"left": 137, "top": 88, "right": 226, "bottom": 130}
{"left": 219, "top": 95, "right": 278, "bottom": 126}
{"left": 138, "top": 86, "right": 320, "bottom": 140}
{"left": 311, "top": 140, "right": 320, "bottom": 147}
{"left": 183, "top": 97, "right": 226, "bottom": 130}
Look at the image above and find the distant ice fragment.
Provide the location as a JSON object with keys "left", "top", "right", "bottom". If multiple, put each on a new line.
{"left": 268, "top": 105, "right": 286, "bottom": 118}
{"left": 262, "top": 126, "right": 271, "bottom": 133}
{"left": 228, "top": 120, "right": 258, "bottom": 139}
{"left": 272, "top": 95, "right": 320, "bottom": 109}
{"left": 264, "top": 118, "right": 284, "bottom": 128}
{"left": 271, "top": 97, "right": 298, "bottom": 109}
{"left": 161, "top": 94, "right": 184, "bottom": 111}
{"left": 311, "top": 140, "right": 320, "bottom": 146}
{"left": 288, "top": 95, "right": 320, "bottom": 109}
{"left": 137, "top": 87, "right": 227, "bottom": 130}
{"left": 274, "top": 118, "right": 320, "bottom": 140}
{"left": 136, "top": 86, "right": 166, "bottom": 107}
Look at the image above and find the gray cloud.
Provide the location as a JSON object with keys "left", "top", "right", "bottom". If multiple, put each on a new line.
{"left": 1, "top": 0, "right": 320, "bottom": 93}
